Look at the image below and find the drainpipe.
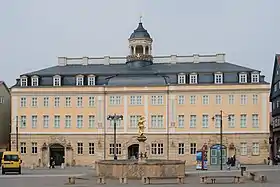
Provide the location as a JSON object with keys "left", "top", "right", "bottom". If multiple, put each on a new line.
{"left": 166, "top": 84, "right": 170, "bottom": 160}
{"left": 103, "top": 85, "right": 106, "bottom": 160}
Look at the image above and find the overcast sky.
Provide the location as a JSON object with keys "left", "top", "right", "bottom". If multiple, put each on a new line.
{"left": 0, "top": 0, "right": 279, "bottom": 86}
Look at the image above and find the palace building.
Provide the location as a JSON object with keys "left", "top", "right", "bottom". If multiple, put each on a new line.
{"left": 10, "top": 21, "right": 270, "bottom": 167}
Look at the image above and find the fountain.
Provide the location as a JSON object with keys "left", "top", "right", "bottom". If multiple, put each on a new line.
{"left": 95, "top": 116, "right": 186, "bottom": 179}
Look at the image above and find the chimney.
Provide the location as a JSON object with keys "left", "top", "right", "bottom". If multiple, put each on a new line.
{"left": 58, "top": 57, "right": 67, "bottom": 66}
{"left": 193, "top": 54, "right": 199, "bottom": 63}
{"left": 104, "top": 56, "right": 110, "bottom": 65}
{"left": 216, "top": 53, "right": 225, "bottom": 63}
{"left": 170, "top": 55, "right": 177, "bottom": 64}
{"left": 82, "top": 57, "right": 89, "bottom": 66}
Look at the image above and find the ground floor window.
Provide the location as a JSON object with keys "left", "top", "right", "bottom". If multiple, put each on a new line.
{"left": 190, "top": 143, "right": 197, "bottom": 154}
{"left": 20, "top": 142, "right": 26, "bottom": 154}
{"left": 77, "top": 142, "right": 83, "bottom": 155}
{"left": 109, "top": 143, "right": 121, "bottom": 155}
{"left": 31, "top": 142, "right": 37, "bottom": 154}
{"left": 178, "top": 143, "right": 185, "bottom": 155}
{"left": 89, "top": 143, "right": 94, "bottom": 155}
{"left": 151, "top": 143, "right": 164, "bottom": 155}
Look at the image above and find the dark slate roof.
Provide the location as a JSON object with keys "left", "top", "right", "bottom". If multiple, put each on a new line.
{"left": 108, "top": 75, "right": 167, "bottom": 86}
{"left": 129, "top": 22, "right": 151, "bottom": 39}
{"left": 24, "top": 62, "right": 258, "bottom": 77}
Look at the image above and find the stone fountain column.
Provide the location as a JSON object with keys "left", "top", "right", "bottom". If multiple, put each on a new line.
{"left": 137, "top": 135, "right": 147, "bottom": 163}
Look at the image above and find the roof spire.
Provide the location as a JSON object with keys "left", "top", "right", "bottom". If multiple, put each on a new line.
{"left": 139, "top": 15, "right": 142, "bottom": 23}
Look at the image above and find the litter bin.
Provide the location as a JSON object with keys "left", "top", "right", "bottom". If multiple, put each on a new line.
{"left": 240, "top": 166, "right": 246, "bottom": 176}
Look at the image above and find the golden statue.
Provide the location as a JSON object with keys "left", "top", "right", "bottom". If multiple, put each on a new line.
{"left": 137, "top": 116, "right": 146, "bottom": 136}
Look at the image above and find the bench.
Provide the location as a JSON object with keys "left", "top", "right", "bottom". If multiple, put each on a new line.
{"left": 142, "top": 176, "right": 184, "bottom": 184}
{"left": 200, "top": 175, "right": 241, "bottom": 184}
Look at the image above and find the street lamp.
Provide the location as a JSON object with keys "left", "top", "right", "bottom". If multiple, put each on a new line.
{"left": 211, "top": 110, "right": 231, "bottom": 171}
{"left": 13, "top": 116, "right": 25, "bottom": 152}
{"left": 107, "top": 114, "right": 123, "bottom": 160}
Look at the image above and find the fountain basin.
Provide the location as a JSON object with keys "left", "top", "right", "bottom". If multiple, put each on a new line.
{"left": 95, "top": 159, "right": 185, "bottom": 179}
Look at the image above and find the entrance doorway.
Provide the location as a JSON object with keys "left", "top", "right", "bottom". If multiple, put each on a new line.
{"left": 210, "top": 144, "right": 227, "bottom": 165}
{"left": 127, "top": 144, "right": 139, "bottom": 159}
{"left": 49, "top": 144, "right": 65, "bottom": 166}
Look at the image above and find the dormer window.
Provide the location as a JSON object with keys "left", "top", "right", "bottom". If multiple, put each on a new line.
{"left": 239, "top": 73, "right": 247, "bottom": 83}
{"left": 251, "top": 73, "right": 259, "bottom": 83}
{"left": 20, "top": 76, "right": 28, "bottom": 87}
{"left": 53, "top": 75, "right": 61, "bottom": 86}
{"left": 189, "top": 73, "right": 197, "bottom": 84}
{"left": 214, "top": 73, "right": 223, "bottom": 84}
{"left": 76, "top": 75, "right": 84, "bottom": 86}
{"left": 178, "top": 74, "right": 186, "bottom": 84}
{"left": 31, "top": 76, "right": 39, "bottom": 86}
{"left": 88, "top": 75, "right": 96, "bottom": 86}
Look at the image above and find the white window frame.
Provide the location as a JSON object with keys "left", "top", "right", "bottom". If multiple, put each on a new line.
{"left": 76, "top": 75, "right": 84, "bottom": 86}
{"left": 178, "top": 115, "right": 184, "bottom": 128}
{"left": 252, "top": 114, "right": 259, "bottom": 128}
{"left": 77, "top": 142, "right": 83, "bottom": 155}
{"left": 190, "top": 95, "right": 196, "bottom": 104}
{"left": 151, "top": 95, "right": 163, "bottom": 105}
{"left": 151, "top": 115, "right": 164, "bottom": 128}
{"left": 88, "top": 115, "right": 95, "bottom": 128}
{"left": 239, "top": 73, "right": 247, "bottom": 83}
{"left": 202, "top": 114, "right": 209, "bottom": 128}
{"left": 151, "top": 143, "right": 164, "bottom": 155}
{"left": 202, "top": 95, "right": 209, "bottom": 105}
{"left": 76, "top": 115, "right": 83, "bottom": 128}
{"left": 178, "top": 143, "right": 185, "bottom": 155}
{"left": 130, "top": 95, "right": 142, "bottom": 105}
{"left": 109, "top": 143, "right": 122, "bottom": 155}
{"left": 228, "top": 95, "right": 234, "bottom": 104}
{"left": 240, "top": 142, "right": 247, "bottom": 156}
{"left": 20, "top": 115, "right": 26, "bottom": 128}
{"left": 31, "top": 97, "right": 38, "bottom": 107}
{"left": 252, "top": 142, "right": 260, "bottom": 155}
{"left": 252, "top": 94, "right": 258, "bottom": 104}
{"left": 43, "top": 115, "right": 49, "bottom": 128}
{"left": 189, "top": 73, "right": 197, "bottom": 84}
{"left": 240, "top": 95, "right": 247, "bottom": 105}
{"left": 20, "top": 97, "right": 27, "bottom": 107}
{"left": 89, "top": 143, "right": 95, "bottom": 155}
{"left": 214, "top": 114, "right": 221, "bottom": 128}
{"left": 31, "top": 142, "right": 37, "bottom": 154}
{"left": 88, "top": 75, "right": 96, "bottom": 86}
{"left": 65, "top": 115, "right": 71, "bottom": 128}
{"left": 31, "top": 76, "right": 39, "bottom": 86}
{"left": 178, "top": 95, "right": 185, "bottom": 104}
{"left": 20, "top": 76, "right": 28, "bottom": 87}
{"left": 215, "top": 95, "right": 222, "bottom": 105}
{"left": 178, "top": 74, "right": 186, "bottom": 84}
{"left": 190, "top": 115, "right": 196, "bottom": 128}
{"left": 54, "top": 115, "right": 60, "bottom": 128}
{"left": 214, "top": 73, "right": 223, "bottom": 84}
{"left": 88, "top": 96, "right": 95, "bottom": 107}
{"left": 53, "top": 75, "right": 61, "bottom": 86}
{"left": 129, "top": 115, "right": 141, "bottom": 128}
{"left": 20, "top": 142, "right": 26, "bottom": 154}
{"left": 109, "top": 96, "right": 121, "bottom": 105}
{"left": 240, "top": 114, "right": 247, "bottom": 128}
{"left": 190, "top": 143, "right": 197, "bottom": 154}
{"left": 31, "top": 115, "right": 37, "bottom": 128}
{"left": 65, "top": 97, "right": 71, "bottom": 107}
{"left": 251, "top": 73, "right": 259, "bottom": 83}
{"left": 54, "top": 97, "right": 60, "bottom": 107}
{"left": 77, "top": 96, "right": 83, "bottom": 107}
{"left": 228, "top": 114, "right": 235, "bottom": 128}
{"left": 43, "top": 97, "right": 49, "bottom": 107}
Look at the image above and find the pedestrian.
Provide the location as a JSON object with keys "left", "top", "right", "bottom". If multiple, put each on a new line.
{"left": 49, "top": 157, "right": 53, "bottom": 169}
{"left": 226, "top": 157, "right": 231, "bottom": 170}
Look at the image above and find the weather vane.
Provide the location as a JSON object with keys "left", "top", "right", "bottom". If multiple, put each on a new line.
{"left": 139, "top": 15, "right": 143, "bottom": 23}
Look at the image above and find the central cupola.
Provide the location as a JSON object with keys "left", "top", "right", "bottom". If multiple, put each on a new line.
{"left": 126, "top": 20, "right": 153, "bottom": 68}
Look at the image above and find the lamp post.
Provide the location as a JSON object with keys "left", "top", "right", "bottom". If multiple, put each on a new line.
{"left": 107, "top": 114, "right": 123, "bottom": 160}
{"left": 16, "top": 116, "right": 19, "bottom": 152}
{"left": 212, "top": 110, "right": 231, "bottom": 171}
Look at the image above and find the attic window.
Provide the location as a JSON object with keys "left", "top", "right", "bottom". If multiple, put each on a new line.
{"left": 189, "top": 73, "right": 197, "bottom": 84}
{"left": 251, "top": 73, "right": 259, "bottom": 83}
{"left": 178, "top": 74, "right": 186, "bottom": 84}
{"left": 88, "top": 75, "right": 96, "bottom": 86}
{"left": 31, "top": 76, "right": 39, "bottom": 86}
{"left": 20, "top": 76, "right": 28, "bottom": 87}
{"left": 214, "top": 73, "right": 223, "bottom": 84}
{"left": 53, "top": 75, "right": 61, "bottom": 86}
{"left": 239, "top": 73, "right": 247, "bottom": 83}
{"left": 76, "top": 75, "right": 84, "bottom": 86}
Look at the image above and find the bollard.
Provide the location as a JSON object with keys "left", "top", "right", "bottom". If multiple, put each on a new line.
{"left": 68, "top": 177, "right": 76, "bottom": 184}
{"left": 97, "top": 176, "right": 105, "bottom": 184}
{"left": 119, "top": 177, "right": 127, "bottom": 184}
{"left": 259, "top": 175, "right": 267, "bottom": 183}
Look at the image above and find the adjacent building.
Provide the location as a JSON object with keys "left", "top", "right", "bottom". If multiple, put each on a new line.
{"left": 10, "top": 21, "right": 270, "bottom": 167}
{"left": 0, "top": 81, "right": 11, "bottom": 151}
{"left": 269, "top": 54, "right": 280, "bottom": 160}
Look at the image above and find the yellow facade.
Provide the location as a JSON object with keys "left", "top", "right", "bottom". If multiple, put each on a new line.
{"left": 10, "top": 84, "right": 270, "bottom": 167}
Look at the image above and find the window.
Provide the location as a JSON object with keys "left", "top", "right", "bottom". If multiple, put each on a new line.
{"left": 215, "top": 95, "right": 222, "bottom": 104}
{"left": 20, "top": 77, "right": 27, "bottom": 87}
{"left": 76, "top": 76, "right": 84, "bottom": 86}
{"left": 239, "top": 73, "right": 247, "bottom": 83}
{"left": 202, "top": 95, "right": 209, "bottom": 105}
{"left": 240, "top": 143, "right": 247, "bottom": 156}
{"left": 31, "top": 115, "right": 37, "bottom": 128}
{"left": 20, "top": 115, "right": 26, "bottom": 128}
{"left": 151, "top": 95, "right": 163, "bottom": 105}
{"left": 240, "top": 114, "right": 247, "bottom": 128}
{"left": 178, "top": 143, "right": 185, "bottom": 155}
{"left": 31, "top": 97, "right": 38, "bottom": 107}
{"left": 190, "top": 115, "right": 196, "bottom": 128}
{"left": 77, "top": 97, "right": 83, "bottom": 107}
{"left": 54, "top": 97, "right": 60, "bottom": 107}
{"left": 65, "top": 115, "right": 71, "bottom": 128}
{"left": 88, "top": 96, "right": 95, "bottom": 107}
{"left": 214, "top": 73, "right": 223, "bottom": 84}
{"left": 251, "top": 73, "right": 259, "bottom": 83}
{"left": 43, "top": 97, "right": 49, "bottom": 107}
{"left": 252, "top": 142, "right": 260, "bottom": 155}
{"left": 53, "top": 75, "right": 61, "bottom": 86}
{"left": 31, "top": 76, "right": 39, "bottom": 86}
{"left": 0, "top": 96, "right": 3, "bottom": 104}
{"left": 240, "top": 95, "right": 247, "bottom": 105}
{"left": 215, "top": 114, "right": 221, "bottom": 128}
{"left": 228, "top": 95, "right": 234, "bottom": 104}
{"left": 88, "top": 115, "right": 95, "bottom": 128}
{"left": 43, "top": 115, "right": 49, "bottom": 128}
{"left": 151, "top": 115, "right": 164, "bottom": 128}
{"left": 252, "top": 95, "right": 258, "bottom": 104}
{"left": 20, "top": 97, "right": 27, "bottom": 107}
{"left": 89, "top": 143, "right": 95, "bottom": 155}
{"left": 190, "top": 143, "right": 197, "bottom": 154}
{"left": 130, "top": 115, "right": 141, "bottom": 128}
{"left": 274, "top": 83, "right": 278, "bottom": 92}
{"left": 178, "top": 115, "right": 184, "bottom": 128}
{"left": 189, "top": 74, "right": 197, "bottom": 84}
{"left": 77, "top": 115, "right": 83, "bottom": 128}
{"left": 65, "top": 97, "right": 71, "bottom": 107}
{"left": 109, "top": 143, "right": 121, "bottom": 155}
{"left": 228, "top": 114, "right": 235, "bottom": 128}
{"left": 109, "top": 96, "right": 121, "bottom": 105}
{"left": 151, "top": 143, "right": 164, "bottom": 155}
{"left": 190, "top": 95, "right": 196, "bottom": 104}
{"left": 178, "top": 95, "right": 185, "bottom": 104}
{"left": 110, "top": 119, "right": 121, "bottom": 128}
{"left": 31, "top": 142, "right": 37, "bottom": 154}
{"left": 252, "top": 114, "right": 259, "bottom": 128}
{"left": 202, "top": 115, "right": 209, "bottom": 128}
{"left": 88, "top": 75, "right": 96, "bottom": 86}
{"left": 130, "top": 95, "right": 142, "bottom": 105}
{"left": 54, "top": 115, "right": 60, "bottom": 128}
{"left": 20, "top": 142, "right": 26, "bottom": 154}
{"left": 77, "top": 142, "right": 83, "bottom": 155}
{"left": 178, "top": 74, "right": 186, "bottom": 84}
